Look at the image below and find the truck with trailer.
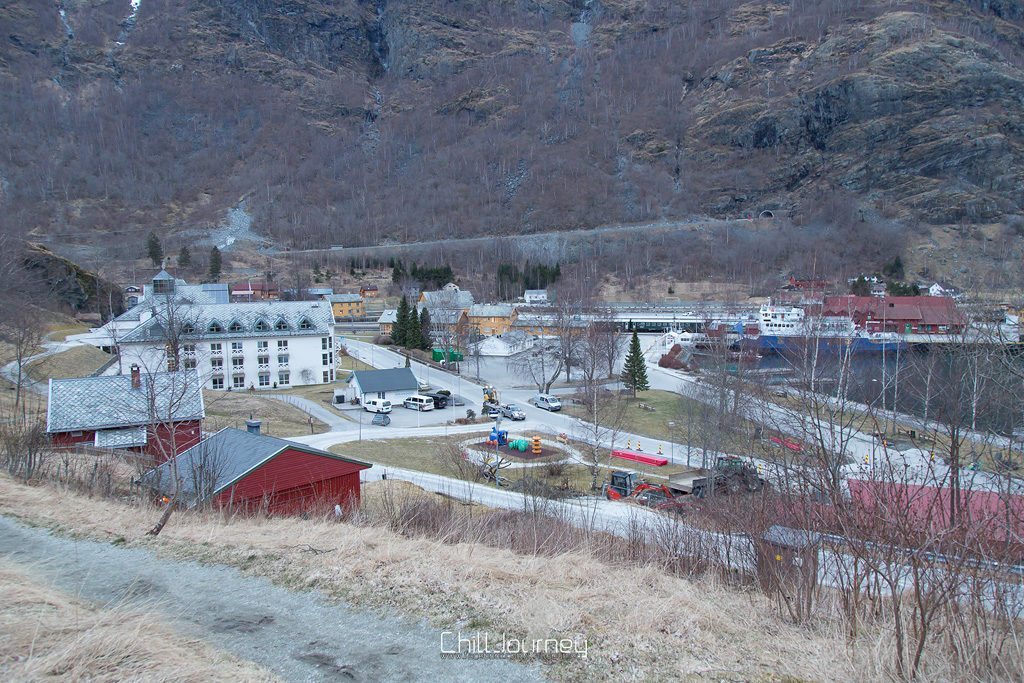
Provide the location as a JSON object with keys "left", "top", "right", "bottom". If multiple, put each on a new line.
{"left": 605, "top": 455, "right": 765, "bottom": 508}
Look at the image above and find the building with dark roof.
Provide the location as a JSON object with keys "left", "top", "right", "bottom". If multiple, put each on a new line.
{"left": 349, "top": 368, "right": 419, "bottom": 403}
{"left": 46, "top": 365, "right": 204, "bottom": 459}
{"left": 144, "top": 426, "right": 371, "bottom": 514}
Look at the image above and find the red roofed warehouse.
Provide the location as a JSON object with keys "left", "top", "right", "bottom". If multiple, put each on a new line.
{"left": 822, "top": 295, "right": 966, "bottom": 335}
{"left": 145, "top": 425, "right": 371, "bottom": 515}
{"left": 46, "top": 365, "right": 204, "bottom": 461}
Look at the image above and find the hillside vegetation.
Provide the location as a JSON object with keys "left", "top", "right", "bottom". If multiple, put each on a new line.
{"left": 1, "top": 0, "right": 1023, "bottom": 265}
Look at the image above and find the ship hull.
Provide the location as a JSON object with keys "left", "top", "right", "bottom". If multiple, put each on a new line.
{"left": 751, "top": 334, "right": 907, "bottom": 355}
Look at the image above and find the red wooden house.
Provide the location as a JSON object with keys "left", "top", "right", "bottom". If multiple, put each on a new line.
{"left": 46, "top": 365, "right": 204, "bottom": 461}
{"left": 144, "top": 425, "right": 371, "bottom": 515}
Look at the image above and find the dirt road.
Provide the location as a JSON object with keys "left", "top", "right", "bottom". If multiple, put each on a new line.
{"left": 0, "top": 516, "right": 542, "bottom": 682}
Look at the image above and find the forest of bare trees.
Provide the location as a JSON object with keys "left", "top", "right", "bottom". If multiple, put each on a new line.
{"left": 3, "top": 0, "right": 1023, "bottom": 280}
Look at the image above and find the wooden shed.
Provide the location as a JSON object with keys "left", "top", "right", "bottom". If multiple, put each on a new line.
{"left": 145, "top": 425, "right": 371, "bottom": 515}
{"left": 755, "top": 525, "right": 821, "bottom": 596}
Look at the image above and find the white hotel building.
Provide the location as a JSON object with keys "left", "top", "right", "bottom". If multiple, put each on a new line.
{"left": 117, "top": 300, "right": 336, "bottom": 390}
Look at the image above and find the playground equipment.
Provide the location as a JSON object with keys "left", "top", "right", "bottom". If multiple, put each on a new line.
{"left": 488, "top": 427, "right": 509, "bottom": 447}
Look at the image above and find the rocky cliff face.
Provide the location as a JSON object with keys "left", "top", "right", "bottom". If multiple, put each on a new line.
{"left": 1, "top": 0, "right": 1022, "bottom": 253}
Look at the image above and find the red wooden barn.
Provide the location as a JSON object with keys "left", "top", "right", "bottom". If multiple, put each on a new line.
{"left": 145, "top": 425, "right": 371, "bottom": 515}
{"left": 46, "top": 365, "right": 204, "bottom": 461}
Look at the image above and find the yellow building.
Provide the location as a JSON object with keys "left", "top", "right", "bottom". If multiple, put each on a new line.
{"left": 468, "top": 304, "right": 517, "bottom": 336}
{"left": 327, "top": 293, "right": 365, "bottom": 320}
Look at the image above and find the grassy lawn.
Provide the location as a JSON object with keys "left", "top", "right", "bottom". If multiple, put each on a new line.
{"left": 335, "top": 436, "right": 647, "bottom": 493}
{"left": 335, "top": 352, "right": 375, "bottom": 381}
{"left": 564, "top": 389, "right": 762, "bottom": 456}
{"left": 27, "top": 346, "right": 112, "bottom": 381}
{"left": 45, "top": 324, "right": 90, "bottom": 342}
{"left": 332, "top": 434, "right": 489, "bottom": 477}
{"left": 274, "top": 382, "right": 343, "bottom": 405}
{"left": 202, "top": 390, "right": 329, "bottom": 437}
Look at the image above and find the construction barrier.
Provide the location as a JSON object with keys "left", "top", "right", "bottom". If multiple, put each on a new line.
{"left": 612, "top": 449, "right": 669, "bottom": 467}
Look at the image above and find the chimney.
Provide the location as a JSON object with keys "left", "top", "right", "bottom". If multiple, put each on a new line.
{"left": 245, "top": 414, "right": 262, "bottom": 435}
{"left": 130, "top": 364, "right": 141, "bottom": 390}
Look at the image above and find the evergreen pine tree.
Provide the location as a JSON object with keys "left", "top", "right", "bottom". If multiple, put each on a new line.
{"left": 406, "top": 304, "right": 421, "bottom": 350}
{"left": 620, "top": 330, "right": 650, "bottom": 397}
{"left": 393, "top": 296, "right": 409, "bottom": 346}
{"left": 178, "top": 245, "right": 192, "bottom": 270}
{"left": 208, "top": 246, "right": 222, "bottom": 282}
{"left": 146, "top": 232, "right": 163, "bottom": 267}
{"left": 419, "top": 308, "right": 432, "bottom": 350}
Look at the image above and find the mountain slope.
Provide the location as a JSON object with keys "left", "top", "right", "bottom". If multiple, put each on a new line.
{"left": 1, "top": 0, "right": 1022, "bottom": 256}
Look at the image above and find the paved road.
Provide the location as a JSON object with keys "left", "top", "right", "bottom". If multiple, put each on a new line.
{"left": 0, "top": 336, "right": 93, "bottom": 397}
{"left": 0, "top": 515, "right": 542, "bottom": 682}
{"left": 286, "top": 216, "right": 738, "bottom": 258}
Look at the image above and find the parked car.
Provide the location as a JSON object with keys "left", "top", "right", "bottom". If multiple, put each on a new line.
{"left": 500, "top": 404, "right": 525, "bottom": 420}
{"left": 363, "top": 398, "right": 392, "bottom": 414}
{"left": 424, "top": 392, "right": 449, "bottom": 409}
{"left": 529, "top": 394, "right": 562, "bottom": 411}
{"left": 403, "top": 395, "right": 436, "bottom": 411}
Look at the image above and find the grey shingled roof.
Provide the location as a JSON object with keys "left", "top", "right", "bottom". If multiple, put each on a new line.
{"left": 469, "top": 304, "right": 513, "bottom": 318}
{"left": 46, "top": 370, "right": 205, "bottom": 433}
{"left": 143, "top": 428, "right": 370, "bottom": 505}
{"left": 351, "top": 368, "right": 419, "bottom": 394}
{"left": 140, "top": 282, "right": 229, "bottom": 305}
{"left": 327, "top": 293, "right": 363, "bottom": 303}
{"left": 119, "top": 301, "right": 333, "bottom": 344}
{"left": 420, "top": 289, "right": 474, "bottom": 310}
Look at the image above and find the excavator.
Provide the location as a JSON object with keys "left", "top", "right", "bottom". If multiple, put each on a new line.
{"left": 482, "top": 384, "right": 500, "bottom": 411}
{"left": 603, "top": 471, "right": 693, "bottom": 514}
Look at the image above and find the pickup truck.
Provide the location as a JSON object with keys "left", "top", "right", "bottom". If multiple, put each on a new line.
{"left": 499, "top": 404, "right": 525, "bottom": 420}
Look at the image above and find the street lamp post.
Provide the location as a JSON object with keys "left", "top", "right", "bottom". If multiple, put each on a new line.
{"left": 668, "top": 421, "right": 676, "bottom": 464}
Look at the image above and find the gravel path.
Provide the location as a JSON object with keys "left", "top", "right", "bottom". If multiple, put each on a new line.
{"left": 268, "top": 394, "right": 351, "bottom": 431}
{"left": 0, "top": 516, "right": 542, "bottom": 682}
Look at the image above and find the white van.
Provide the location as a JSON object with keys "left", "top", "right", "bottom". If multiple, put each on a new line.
{"left": 403, "top": 395, "right": 435, "bottom": 412}
{"left": 363, "top": 398, "right": 392, "bottom": 414}
{"left": 530, "top": 394, "right": 562, "bottom": 411}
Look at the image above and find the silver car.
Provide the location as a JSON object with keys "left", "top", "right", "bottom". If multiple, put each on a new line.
{"left": 500, "top": 404, "right": 526, "bottom": 420}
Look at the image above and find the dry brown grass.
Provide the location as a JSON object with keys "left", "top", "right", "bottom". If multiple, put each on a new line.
{"left": 0, "top": 559, "right": 275, "bottom": 681}
{"left": 27, "top": 345, "right": 112, "bottom": 381}
{"left": 0, "top": 474, "right": 851, "bottom": 681}
{"left": 202, "top": 390, "right": 328, "bottom": 437}
{"left": 0, "top": 377, "right": 47, "bottom": 416}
